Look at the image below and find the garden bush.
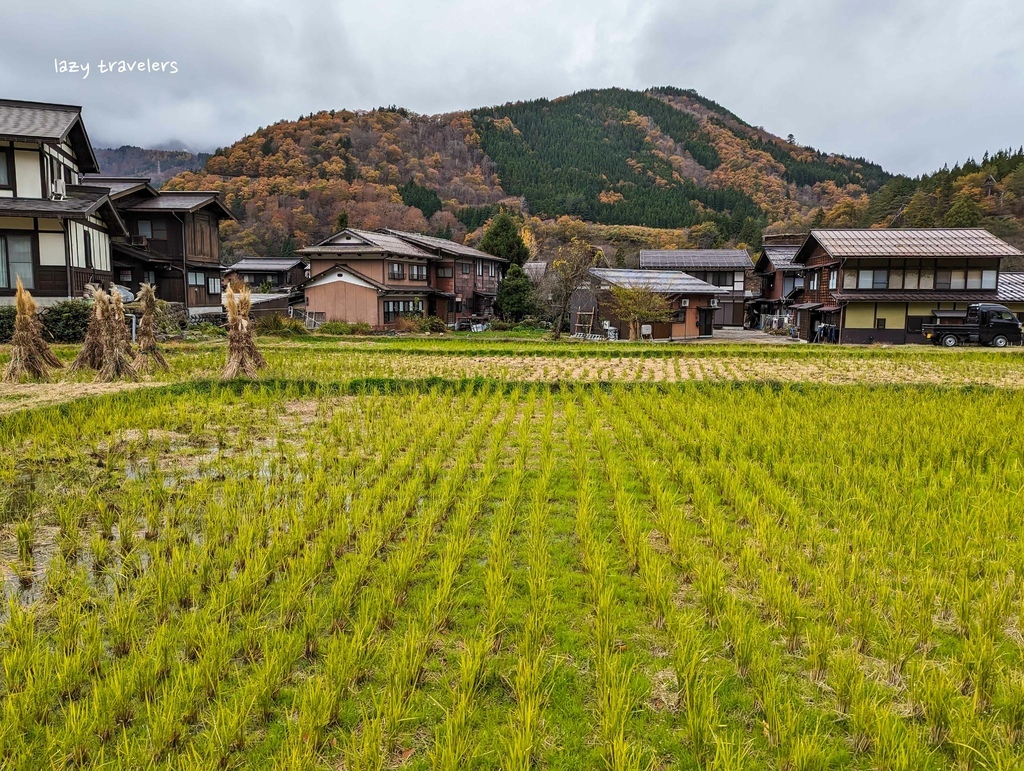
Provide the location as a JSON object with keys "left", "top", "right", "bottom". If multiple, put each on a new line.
{"left": 40, "top": 300, "right": 93, "bottom": 343}
{"left": 318, "top": 320, "right": 373, "bottom": 335}
{"left": 255, "top": 314, "right": 309, "bottom": 337}
{"left": 0, "top": 305, "right": 15, "bottom": 343}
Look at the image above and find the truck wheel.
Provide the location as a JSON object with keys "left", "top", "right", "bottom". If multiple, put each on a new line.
{"left": 992, "top": 335, "right": 1009, "bottom": 348}
{"left": 941, "top": 334, "right": 959, "bottom": 347}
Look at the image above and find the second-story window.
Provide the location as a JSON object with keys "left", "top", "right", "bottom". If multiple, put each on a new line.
{"left": 808, "top": 271, "right": 820, "bottom": 291}
{"left": 409, "top": 264, "right": 427, "bottom": 280}
{"left": 138, "top": 220, "right": 152, "bottom": 239}
{"left": 461, "top": 263, "right": 471, "bottom": 275}
{"left": 828, "top": 269, "right": 837, "bottom": 290}
{"left": 388, "top": 262, "right": 405, "bottom": 280}
{"left": 488, "top": 262, "right": 496, "bottom": 277}
{"left": 152, "top": 220, "right": 167, "bottom": 240}
{"left": 476, "top": 260, "right": 483, "bottom": 276}
{"left": 436, "top": 266, "right": 453, "bottom": 278}
{"left": 84, "top": 231, "right": 93, "bottom": 270}
{"left": 0, "top": 151, "right": 10, "bottom": 188}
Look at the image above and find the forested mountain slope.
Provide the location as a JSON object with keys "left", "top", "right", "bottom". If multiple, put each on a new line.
{"left": 162, "top": 87, "right": 892, "bottom": 260}
{"left": 95, "top": 146, "right": 210, "bottom": 187}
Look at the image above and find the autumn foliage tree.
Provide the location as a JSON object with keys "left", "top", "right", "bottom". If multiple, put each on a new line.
{"left": 607, "top": 285, "right": 673, "bottom": 340}
{"left": 545, "top": 238, "right": 598, "bottom": 339}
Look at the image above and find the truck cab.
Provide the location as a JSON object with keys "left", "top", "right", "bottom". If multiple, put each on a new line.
{"left": 923, "top": 303, "right": 1023, "bottom": 348}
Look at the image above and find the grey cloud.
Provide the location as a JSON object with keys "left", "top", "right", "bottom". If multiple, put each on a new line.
{"left": 2, "top": 1, "right": 1022, "bottom": 175}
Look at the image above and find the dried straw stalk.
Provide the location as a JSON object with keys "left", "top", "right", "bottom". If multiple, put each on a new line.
{"left": 98, "top": 286, "right": 137, "bottom": 382}
{"left": 2, "top": 278, "right": 63, "bottom": 383}
{"left": 222, "top": 285, "right": 266, "bottom": 380}
{"left": 133, "top": 283, "right": 168, "bottom": 373}
{"left": 69, "top": 284, "right": 107, "bottom": 373}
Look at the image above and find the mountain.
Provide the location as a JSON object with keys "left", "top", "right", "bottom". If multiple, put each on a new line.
{"left": 162, "top": 87, "right": 893, "bottom": 261}
{"left": 95, "top": 146, "right": 211, "bottom": 187}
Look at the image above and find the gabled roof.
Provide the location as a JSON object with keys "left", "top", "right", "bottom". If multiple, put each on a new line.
{"left": 754, "top": 245, "right": 801, "bottom": 274}
{"left": 301, "top": 262, "right": 390, "bottom": 292}
{"left": 83, "top": 175, "right": 158, "bottom": 201}
{"left": 226, "top": 257, "right": 308, "bottom": 273}
{"left": 300, "top": 228, "right": 434, "bottom": 259}
{"left": 640, "top": 249, "right": 752, "bottom": 270}
{"left": 0, "top": 185, "right": 127, "bottom": 236}
{"left": 795, "top": 228, "right": 1023, "bottom": 263}
{"left": 379, "top": 228, "right": 507, "bottom": 262}
{"left": 0, "top": 99, "right": 99, "bottom": 173}
{"left": 124, "top": 191, "right": 235, "bottom": 220}
{"left": 590, "top": 268, "right": 725, "bottom": 295}
{"left": 523, "top": 261, "right": 548, "bottom": 283}
{"left": 997, "top": 272, "right": 1024, "bottom": 303}
{"left": 111, "top": 241, "right": 174, "bottom": 265}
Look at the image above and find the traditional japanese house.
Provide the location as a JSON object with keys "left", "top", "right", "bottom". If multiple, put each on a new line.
{"left": 224, "top": 257, "right": 308, "bottom": 290}
{"left": 791, "top": 228, "right": 1023, "bottom": 344}
{"left": 750, "top": 234, "right": 805, "bottom": 325}
{"left": 0, "top": 99, "right": 127, "bottom": 304}
{"left": 588, "top": 268, "right": 726, "bottom": 340}
{"left": 299, "top": 228, "right": 505, "bottom": 328}
{"left": 639, "top": 249, "right": 753, "bottom": 326}
{"left": 86, "top": 175, "right": 234, "bottom": 315}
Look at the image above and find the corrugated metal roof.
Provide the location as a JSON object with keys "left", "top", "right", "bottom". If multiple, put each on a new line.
{"left": 226, "top": 258, "right": 307, "bottom": 272}
{"left": 590, "top": 268, "right": 723, "bottom": 294}
{"left": 763, "top": 246, "right": 800, "bottom": 268}
{"left": 997, "top": 271, "right": 1024, "bottom": 303}
{"left": 306, "top": 228, "right": 434, "bottom": 259}
{"left": 640, "top": 249, "right": 752, "bottom": 270}
{"left": 0, "top": 193, "right": 100, "bottom": 216}
{"left": 523, "top": 262, "right": 548, "bottom": 282}
{"left": 84, "top": 175, "right": 154, "bottom": 199}
{"left": 835, "top": 291, "right": 1000, "bottom": 302}
{"left": 126, "top": 192, "right": 225, "bottom": 213}
{"left": 379, "top": 228, "right": 503, "bottom": 261}
{"left": 807, "top": 229, "right": 1022, "bottom": 259}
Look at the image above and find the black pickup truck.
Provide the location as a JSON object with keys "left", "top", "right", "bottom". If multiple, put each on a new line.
{"left": 923, "top": 303, "right": 1023, "bottom": 347}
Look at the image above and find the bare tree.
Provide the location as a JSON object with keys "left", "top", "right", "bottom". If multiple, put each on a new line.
{"left": 545, "top": 238, "right": 598, "bottom": 340}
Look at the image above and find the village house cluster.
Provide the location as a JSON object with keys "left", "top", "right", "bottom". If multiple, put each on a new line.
{"left": 3, "top": 97, "right": 1024, "bottom": 345}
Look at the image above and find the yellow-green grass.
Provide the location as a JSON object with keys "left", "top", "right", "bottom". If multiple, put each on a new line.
{"left": 1, "top": 344, "right": 1024, "bottom": 768}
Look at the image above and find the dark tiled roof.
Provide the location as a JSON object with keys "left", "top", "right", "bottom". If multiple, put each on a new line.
{"left": 111, "top": 241, "right": 173, "bottom": 265}
{"left": 84, "top": 175, "right": 156, "bottom": 200}
{"left": 640, "top": 249, "right": 752, "bottom": 270}
{"left": 997, "top": 272, "right": 1024, "bottom": 303}
{"left": 126, "top": 191, "right": 233, "bottom": 218}
{"left": 226, "top": 258, "right": 307, "bottom": 272}
{"left": 0, "top": 99, "right": 99, "bottom": 173}
{"left": 801, "top": 229, "right": 1022, "bottom": 260}
{"left": 835, "top": 291, "right": 1000, "bottom": 302}
{"left": 379, "top": 228, "right": 504, "bottom": 261}
{"left": 590, "top": 268, "right": 724, "bottom": 294}
{"left": 0, "top": 186, "right": 127, "bottom": 236}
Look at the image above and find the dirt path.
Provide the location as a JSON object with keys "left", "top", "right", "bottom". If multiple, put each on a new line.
{"left": 0, "top": 380, "right": 166, "bottom": 415}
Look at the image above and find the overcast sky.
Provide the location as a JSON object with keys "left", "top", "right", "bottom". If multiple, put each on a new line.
{"left": 3, "top": 1, "right": 1021, "bottom": 176}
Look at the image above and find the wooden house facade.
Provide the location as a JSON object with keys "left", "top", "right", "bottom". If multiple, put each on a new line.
{"left": 791, "top": 229, "right": 1023, "bottom": 344}
{"left": 299, "top": 228, "right": 506, "bottom": 328}
{"left": 224, "top": 257, "right": 308, "bottom": 290}
{"left": 639, "top": 249, "right": 754, "bottom": 327}
{"left": 750, "top": 234, "right": 805, "bottom": 324}
{"left": 0, "top": 99, "right": 127, "bottom": 304}
{"left": 86, "top": 176, "right": 234, "bottom": 315}
{"left": 588, "top": 268, "right": 726, "bottom": 340}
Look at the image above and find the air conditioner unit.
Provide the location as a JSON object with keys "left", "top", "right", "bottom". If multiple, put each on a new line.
{"left": 709, "top": 298, "right": 720, "bottom": 308}
{"left": 679, "top": 299, "right": 690, "bottom": 307}
{"left": 51, "top": 178, "right": 66, "bottom": 200}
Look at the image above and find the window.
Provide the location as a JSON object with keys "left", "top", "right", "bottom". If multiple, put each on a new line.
{"left": 488, "top": 262, "right": 496, "bottom": 277}
{"left": 967, "top": 269, "right": 983, "bottom": 290}
{"left": 875, "top": 318, "right": 886, "bottom": 330}
{"left": 906, "top": 316, "right": 929, "bottom": 334}
{"left": 84, "top": 232, "right": 93, "bottom": 270}
{"left": 119, "top": 270, "right": 133, "bottom": 283}
{"left": 143, "top": 271, "right": 156, "bottom": 285}
{"left": 476, "top": 260, "right": 483, "bottom": 276}
{"left": 808, "top": 271, "right": 820, "bottom": 291}
{"left": 843, "top": 270, "right": 857, "bottom": 290}
{"left": 137, "top": 220, "right": 153, "bottom": 239}
{"left": 858, "top": 269, "right": 873, "bottom": 289}
{"left": 872, "top": 270, "right": 888, "bottom": 290}
{"left": 188, "top": 271, "right": 204, "bottom": 286}
{"left": 904, "top": 269, "right": 919, "bottom": 290}
{"left": 733, "top": 273, "right": 745, "bottom": 291}
{"left": 0, "top": 150, "right": 10, "bottom": 187}
{"left": 888, "top": 270, "right": 903, "bottom": 290}
{"left": 461, "top": 263, "right": 471, "bottom": 275}
{"left": 712, "top": 271, "right": 733, "bottom": 287}
{"left": 935, "top": 270, "right": 952, "bottom": 290}
{"left": 409, "top": 264, "right": 427, "bottom": 281}
{"left": 982, "top": 270, "right": 998, "bottom": 289}
{"left": 919, "top": 269, "right": 935, "bottom": 290}
{"left": 383, "top": 299, "right": 423, "bottom": 323}
{"left": 388, "top": 262, "right": 405, "bottom": 280}
{"left": 991, "top": 310, "right": 1017, "bottom": 322}
{"left": 436, "top": 266, "right": 453, "bottom": 278}
{"left": 950, "top": 270, "right": 967, "bottom": 290}
{"left": 827, "top": 269, "right": 837, "bottom": 290}
{"left": 0, "top": 234, "right": 34, "bottom": 289}
{"left": 208, "top": 277, "right": 222, "bottom": 295}
{"left": 455, "top": 300, "right": 463, "bottom": 313}
{"left": 151, "top": 220, "right": 167, "bottom": 240}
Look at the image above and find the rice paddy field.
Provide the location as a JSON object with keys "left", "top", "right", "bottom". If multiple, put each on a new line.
{"left": 3, "top": 337, "right": 1024, "bottom": 769}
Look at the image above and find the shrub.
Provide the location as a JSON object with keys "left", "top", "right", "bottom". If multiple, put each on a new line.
{"left": 0, "top": 306, "right": 15, "bottom": 343}
{"left": 318, "top": 321, "right": 373, "bottom": 336}
{"left": 393, "top": 314, "right": 448, "bottom": 334}
{"left": 420, "top": 316, "right": 448, "bottom": 333}
{"left": 255, "top": 314, "right": 308, "bottom": 337}
{"left": 40, "top": 300, "right": 93, "bottom": 343}
{"left": 490, "top": 320, "right": 513, "bottom": 331}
